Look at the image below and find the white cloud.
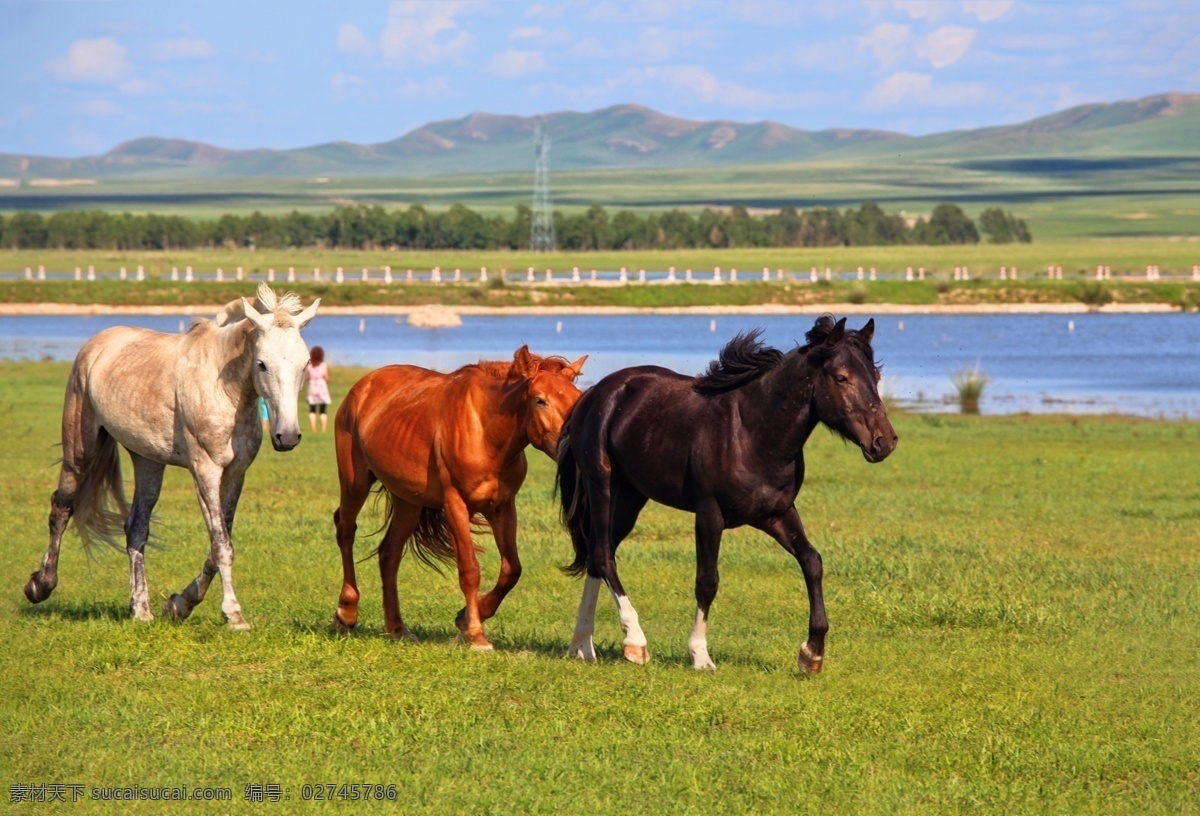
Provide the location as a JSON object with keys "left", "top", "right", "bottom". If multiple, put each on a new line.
{"left": 863, "top": 70, "right": 985, "bottom": 109}
{"left": 47, "top": 38, "right": 131, "bottom": 84}
{"left": 489, "top": 49, "right": 547, "bottom": 78}
{"left": 893, "top": 1, "right": 937, "bottom": 19}
{"left": 638, "top": 65, "right": 807, "bottom": 109}
{"left": 337, "top": 23, "right": 374, "bottom": 57}
{"left": 860, "top": 23, "right": 910, "bottom": 67}
{"left": 962, "top": 1, "right": 1013, "bottom": 22}
{"left": 380, "top": 1, "right": 475, "bottom": 65}
{"left": 509, "top": 26, "right": 543, "bottom": 40}
{"left": 75, "top": 99, "right": 121, "bottom": 117}
{"left": 117, "top": 78, "right": 158, "bottom": 96}
{"left": 917, "top": 25, "right": 976, "bottom": 68}
{"left": 330, "top": 73, "right": 365, "bottom": 96}
{"left": 149, "top": 38, "right": 215, "bottom": 61}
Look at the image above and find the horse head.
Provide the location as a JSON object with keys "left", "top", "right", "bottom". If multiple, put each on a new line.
{"left": 806, "top": 316, "right": 897, "bottom": 463}
{"left": 240, "top": 284, "right": 321, "bottom": 452}
{"left": 509, "top": 345, "right": 586, "bottom": 458}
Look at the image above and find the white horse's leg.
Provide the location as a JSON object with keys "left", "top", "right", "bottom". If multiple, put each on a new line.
{"left": 609, "top": 587, "right": 649, "bottom": 665}
{"left": 569, "top": 575, "right": 602, "bottom": 661}
{"left": 166, "top": 461, "right": 249, "bottom": 630}
{"left": 126, "top": 454, "right": 165, "bottom": 622}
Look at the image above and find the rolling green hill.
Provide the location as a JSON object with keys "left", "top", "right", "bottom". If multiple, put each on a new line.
{"left": 3, "top": 94, "right": 1196, "bottom": 182}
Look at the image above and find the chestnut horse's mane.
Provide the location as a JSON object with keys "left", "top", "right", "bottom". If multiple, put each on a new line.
{"left": 470, "top": 354, "right": 574, "bottom": 380}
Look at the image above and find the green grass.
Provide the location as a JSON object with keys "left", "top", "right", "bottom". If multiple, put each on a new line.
{"left": 2, "top": 361, "right": 1198, "bottom": 814}
{"left": 3, "top": 245, "right": 1200, "bottom": 310}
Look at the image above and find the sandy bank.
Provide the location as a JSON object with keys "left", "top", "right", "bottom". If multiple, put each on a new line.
{"left": 0, "top": 301, "right": 1183, "bottom": 317}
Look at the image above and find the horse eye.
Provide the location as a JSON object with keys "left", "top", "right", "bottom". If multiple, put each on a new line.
{"left": 257, "top": 360, "right": 268, "bottom": 372}
{"left": 834, "top": 374, "right": 849, "bottom": 384}
{"left": 535, "top": 397, "right": 549, "bottom": 407}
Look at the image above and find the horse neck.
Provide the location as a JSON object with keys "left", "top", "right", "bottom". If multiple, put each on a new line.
{"left": 468, "top": 372, "right": 531, "bottom": 460}
{"left": 212, "top": 321, "right": 257, "bottom": 407}
{"left": 744, "top": 351, "right": 821, "bottom": 457}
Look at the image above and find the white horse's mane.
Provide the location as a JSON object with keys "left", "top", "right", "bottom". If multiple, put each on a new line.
{"left": 211, "top": 283, "right": 304, "bottom": 328}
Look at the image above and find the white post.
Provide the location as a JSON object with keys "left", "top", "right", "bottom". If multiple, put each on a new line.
{"left": 963, "top": 266, "right": 970, "bottom": 281}
{"left": 545, "top": 268, "right": 552, "bottom": 282}
{"left": 362, "top": 267, "right": 369, "bottom": 282}
{"left": 685, "top": 268, "right": 692, "bottom": 282}
{"left": 869, "top": 267, "right": 877, "bottom": 281}
{"left": 75, "top": 267, "right": 82, "bottom": 281}
{"left": 24, "top": 266, "right": 32, "bottom": 280}
{"left": 288, "top": 266, "right": 295, "bottom": 283}
{"left": 406, "top": 269, "right": 413, "bottom": 283}
{"left": 88, "top": 265, "right": 95, "bottom": 281}
{"left": 1096, "top": 265, "right": 1104, "bottom": 280}
{"left": 777, "top": 268, "right": 783, "bottom": 281}
{"left": 336, "top": 266, "right": 344, "bottom": 284}
{"left": 857, "top": 266, "right": 864, "bottom": 281}
{"left": 714, "top": 266, "right": 722, "bottom": 282}
{"left": 454, "top": 268, "right": 462, "bottom": 282}
{"left": 668, "top": 266, "right": 676, "bottom": 282}
{"left": 730, "top": 267, "right": 737, "bottom": 282}
{"left": 619, "top": 267, "right": 627, "bottom": 284}
{"left": 1011, "top": 266, "right": 1017, "bottom": 279}
{"left": 216, "top": 267, "right": 223, "bottom": 282}
{"left": 136, "top": 265, "right": 144, "bottom": 281}
{"left": 918, "top": 267, "right": 925, "bottom": 280}
{"left": 1057, "top": 266, "right": 1063, "bottom": 280}
{"left": 571, "top": 266, "right": 579, "bottom": 282}
{"left": 953, "top": 266, "right": 961, "bottom": 281}
{"left": 825, "top": 267, "right": 832, "bottom": 281}
{"left": 811, "top": 267, "right": 819, "bottom": 283}
{"left": 1193, "top": 265, "right": 1199, "bottom": 282}
{"left": 762, "top": 266, "right": 770, "bottom": 282}
{"left": 906, "top": 266, "right": 914, "bottom": 282}
{"left": 1000, "top": 266, "right": 1007, "bottom": 280}
{"left": 432, "top": 266, "right": 441, "bottom": 283}
{"left": 481, "top": 266, "right": 489, "bottom": 283}
{"left": 268, "top": 268, "right": 275, "bottom": 282}
{"left": 119, "top": 266, "right": 127, "bottom": 281}
{"left": 314, "top": 267, "right": 321, "bottom": 282}
{"left": 638, "top": 268, "right": 645, "bottom": 283}
{"left": 236, "top": 266, "right": 243, "bottom": 281}
{"left": 185, "top": 266, "right": 193, "bottom": 282}
{"left": 528, "top": 266, "right": 535, "bottom": 282}
{"left": 590, "top": 269, "right": 597, "bottom": 282}
{"left": 38, "top": 264, "right": 46, "bottom": 280}
{"left": 384, "top": 265, "right": 392, "bottom": 284}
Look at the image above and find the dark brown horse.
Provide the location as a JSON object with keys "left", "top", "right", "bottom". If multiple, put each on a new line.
{"left": 333, "top": 346, "right": 586, "bottom": 650}
{"left": 557, "top": 316, "right": 896, "bottom": 672}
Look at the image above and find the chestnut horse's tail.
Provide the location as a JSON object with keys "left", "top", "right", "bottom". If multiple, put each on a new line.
{"left": 557, "top": 428, "right": 590, "bottom": 577}
{"left": 372, "top": 488, "right": 472, "bottom": 573}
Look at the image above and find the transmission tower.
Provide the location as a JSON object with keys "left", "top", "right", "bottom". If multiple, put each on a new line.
{"left": 531, "top": 119, "right": 555, "bottom": 252}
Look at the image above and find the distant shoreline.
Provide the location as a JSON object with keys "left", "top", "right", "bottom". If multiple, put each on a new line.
{"left": 0, "top": 301, "right": 1182, "bottom": 316}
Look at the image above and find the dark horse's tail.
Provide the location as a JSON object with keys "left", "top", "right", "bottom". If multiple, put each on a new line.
{"left": 371, "top": 488, "right": 467, "bottom": 573}
{"left": 557, "top": 426, "right": 590, "bottom": 577}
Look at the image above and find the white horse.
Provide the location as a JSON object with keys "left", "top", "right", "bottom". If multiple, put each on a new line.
{"left": 24, "top": 283, "right": 320, "bottom": 629}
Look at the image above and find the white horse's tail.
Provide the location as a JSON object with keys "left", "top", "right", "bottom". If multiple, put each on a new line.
{"left": 71, "top": 427, "right": 128, "bottom": 553}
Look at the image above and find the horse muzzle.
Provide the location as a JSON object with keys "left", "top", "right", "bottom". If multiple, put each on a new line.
{"left": 272, "top": 429, "right": 302, "bottom": 452}
{"left": 861, "top": 429, "right": 898, "bottom": 463}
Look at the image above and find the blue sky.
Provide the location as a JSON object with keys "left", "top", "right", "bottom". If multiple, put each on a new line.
{"left": 1, "top": 1, "right": 1197, "bottom": 157}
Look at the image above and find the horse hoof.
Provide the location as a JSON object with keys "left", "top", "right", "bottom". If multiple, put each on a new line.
{"left": 568, "top": 640, "right": 597, "bottom": 662}
{"left": 225, "top": 613, "right": 251, "bottom": 632}
{"left": 623, "top": 644, "right": 651, "bottom": 665}
{"left": 131, "top": 607, "right": 155, "bottom": 623}
{"left": 470, "top": 642, "right": 494, "bottom": 653}
{"left": 386, "top": 629, "right": 419, "bottom": 643}
{"left": 332, "top": 611, "right": 356, "bottom": 634}
{"left": 161, "top": 594, "right": 191, "bottom": 620}
{"left": 797, "top": 644, "right": 824, "bottom": 675}
{"left": 23, "top": 575, "right": 53, "bottom": 604}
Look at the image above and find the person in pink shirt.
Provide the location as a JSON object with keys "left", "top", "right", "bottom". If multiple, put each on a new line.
{"left": 306, "top": 346, "right": 332, "bottom": 433}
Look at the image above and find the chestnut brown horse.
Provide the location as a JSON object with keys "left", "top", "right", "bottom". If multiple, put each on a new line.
{"left": 333, "top": 346, "right": 586, "bottom": 650}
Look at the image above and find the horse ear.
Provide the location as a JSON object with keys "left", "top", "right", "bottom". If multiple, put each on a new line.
{"left": 566, "top": 355, "right": 588, "bottom": 380}
{"left": 511, "top": 345, "right": 536, "bottom": 378}
{"left": 859, "top": 318, "right": 875, "bottom": 345}
{"left": 826, "top": 317, "right": 847, "bottom": 345}
{"left": 296, "top": 297, "right": 321, "bottom": 329}
{"left": 241, "top": 298, "right": 272, "bottom": 331}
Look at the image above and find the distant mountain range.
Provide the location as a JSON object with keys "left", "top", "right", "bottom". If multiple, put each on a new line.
{"left": 2, "top": 93, "right": 1198, "bottom": 181}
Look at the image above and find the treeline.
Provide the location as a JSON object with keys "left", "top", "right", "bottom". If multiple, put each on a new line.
{"left": 0, "top": 202, "right": 1031, "bottom": 251}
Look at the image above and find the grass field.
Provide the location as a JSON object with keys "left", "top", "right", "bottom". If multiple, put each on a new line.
{"left": 1, "top": 361, "right": 1198, "bottom": 814}
{"left": 2, "top": 244, "right": 1200, "bottom": 311}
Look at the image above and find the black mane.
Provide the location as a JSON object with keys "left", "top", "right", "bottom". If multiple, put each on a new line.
{"left": 802, "top": 314, "right": 880, "bottom": 370}
{"left": 694, "top": 329, "right": 785, "bottom": 394}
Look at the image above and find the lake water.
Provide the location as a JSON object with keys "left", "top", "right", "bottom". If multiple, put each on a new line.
{"left": 2, "top": 312, "right": 1198, "bottom": 418}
